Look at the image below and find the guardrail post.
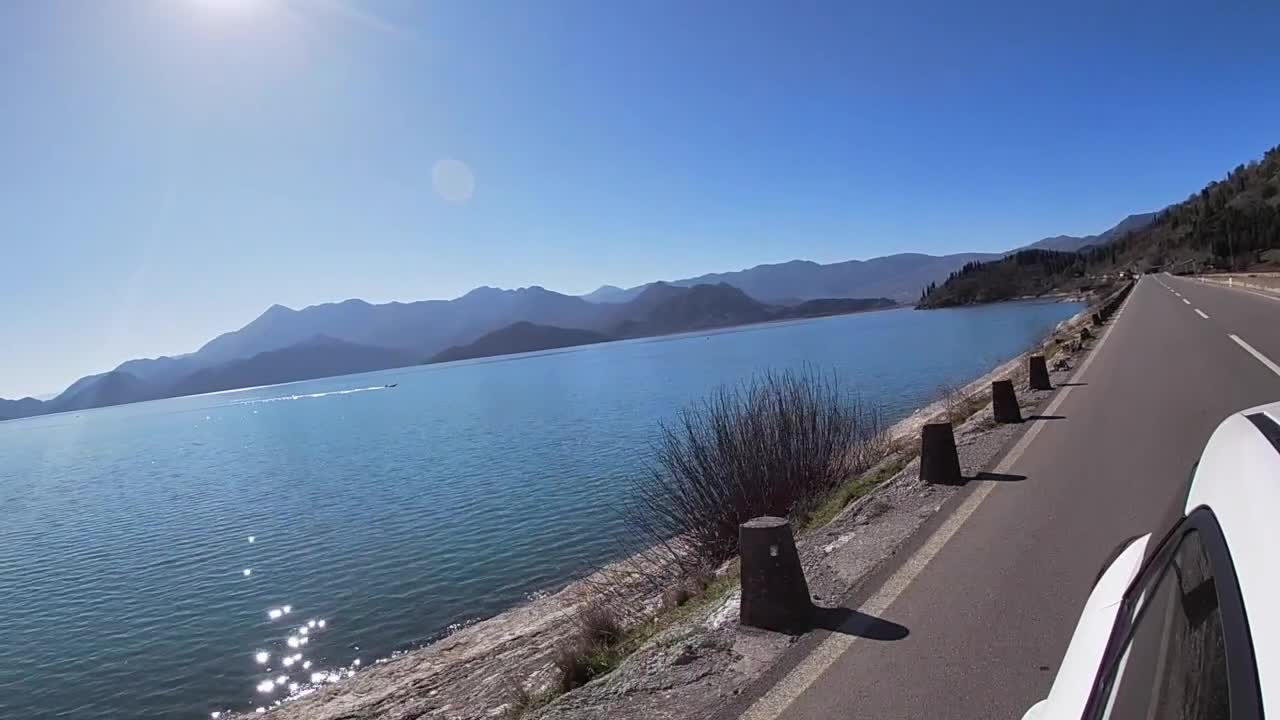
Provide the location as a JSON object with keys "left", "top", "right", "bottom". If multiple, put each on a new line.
{"left": 740, "top": 517, "right": 812, "bottom": 634}
{"left": 920, "top": 422, "right": 963, "bottom": 485}
{"left": 991, "top": 380, "right": 1022, "bottom": 423}
{"left": 1028, "top": 355, "right": 1052, "bottom": 390}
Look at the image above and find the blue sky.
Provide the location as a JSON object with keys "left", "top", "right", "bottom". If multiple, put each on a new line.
{"left": 3, "top": 0, "right": 1280, "bottom": 397}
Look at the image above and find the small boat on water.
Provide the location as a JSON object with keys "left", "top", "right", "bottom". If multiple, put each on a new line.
{"left": 385, "top": 383, "right": 398, "bottom": 388}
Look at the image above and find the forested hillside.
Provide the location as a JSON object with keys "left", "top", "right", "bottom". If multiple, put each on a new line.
{"left": 921, "top": 145, "right": 1280, "bottom": 307}
{"left": 918, "top": 250, "right": 1085, "bottom": 307}
{"left": 1099, "top": 145, "right": 1280, "bottom": 270}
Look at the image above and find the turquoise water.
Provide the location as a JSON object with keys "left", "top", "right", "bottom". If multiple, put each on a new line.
{"left": 0, "top": 301, "right": 1080, "bottom": 719}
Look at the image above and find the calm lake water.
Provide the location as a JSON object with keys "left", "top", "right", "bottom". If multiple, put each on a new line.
{"left": 0, "top": 302, "right": 1080, "bottom": 719}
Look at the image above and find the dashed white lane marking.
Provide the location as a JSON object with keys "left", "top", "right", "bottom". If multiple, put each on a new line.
{"left": 1195, "top": 309, "right": 1209, "bottom": 319}
{"left": 741, "top": 293, "right": 1132, "bottom": 720}
{"left": 1230, "top": 334, "right": 1280, "bottom": 378}
{"left": 1182, "top": 298, "right": 1191, "bottom": 305}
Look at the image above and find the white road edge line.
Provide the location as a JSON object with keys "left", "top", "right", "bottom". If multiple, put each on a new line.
{"left": 741, "top": 286, "right": 1133, "bottom": 720}
{"left": 1195, "top": 309, "right": 1209, "bottom": 319}
{"left": 1208, "top": 282, "right": 1280, "bottom": 304}
{"left": 1229, "top": 334, "right": 1280, "bottom": 378}
{"left": 1188, "top": 275, "right": 1280, "bottom": 303}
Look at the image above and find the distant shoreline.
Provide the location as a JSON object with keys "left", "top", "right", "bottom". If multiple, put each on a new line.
{"left": 915, "top": 292, "right": 1087, "bottom": 310}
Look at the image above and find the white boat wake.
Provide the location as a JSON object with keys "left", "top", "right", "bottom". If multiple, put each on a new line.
{"left": 231, "top": 386, "right": 390, "bottom": 406}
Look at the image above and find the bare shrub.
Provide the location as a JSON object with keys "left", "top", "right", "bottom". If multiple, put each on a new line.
{"left": 576, "top": 602, "right": 622, "bottom": 646}
{"left": 552, "top": 640, "right": 593, "bottom": 693}
{"left": 502, "top": 678, "right": 557, "bottom": 719}
{"left": 937, "top": 382, "right": 981, "bottom": 424}
{"left": 553, "top": 603, "right": 625, "bottom": 693}
{"left": 621, "top": 367, "right": 885, "bottom": 570}
{"left": 936, "top": 382, "right": 963, "bottom": 423}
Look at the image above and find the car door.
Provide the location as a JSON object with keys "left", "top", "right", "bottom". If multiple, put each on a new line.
{"left": 1083, "top": 507, "right": 1261, "bottom": 720}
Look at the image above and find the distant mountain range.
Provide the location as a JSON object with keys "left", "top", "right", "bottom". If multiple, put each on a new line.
{"left": 168, "top": 336, "right": 421, "bottom": 397}
{"left": 580, "top": 252, "right": 1001, "bottom": 305}
{"left": 577, "top": 213, "right": 1159, "bottom": 307}
{"left": 1017, "top": 212, "right": 1159, "bottom": 253}
{"left": 1, "top": 283, "right": 895, "bottom": 421}
{"left": 430, "top": 286, "right": 897, "bottom": 364}
{"left": 431, "top": 322, "right": 613, "bottom": 364}
{"left": 3, "top": 210, "right": 1166, "bottom": 421}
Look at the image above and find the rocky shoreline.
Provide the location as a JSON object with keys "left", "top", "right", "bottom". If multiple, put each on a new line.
{"left": 237, "top": 306, "right": 1099, "bottom": 720}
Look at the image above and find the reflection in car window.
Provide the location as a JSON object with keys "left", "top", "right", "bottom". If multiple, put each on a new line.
{"left": 1102, "top": 530, "right": 1229, "bottom": 719}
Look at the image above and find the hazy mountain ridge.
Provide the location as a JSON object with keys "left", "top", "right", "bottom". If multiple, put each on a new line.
{"left": 2, "top": 283, "right": 894, "bottom": 420}
{"left": 578, "top": 213, "right": 1161, "bottom": 308}
{"left": 0, "top": 340, "right": 419, "bottom": 421}
{"left": 580, "top": 284, "right": 636, "bottom": 303}
{"left": 580, "top": 252, "right": 1001, "bottom": 306}
{"left": 1, "top": 371, "right": 161, "bottom": 420}
{"left": 433, "top": 284, "right": 897, "bottom": 364}
{"left": 612, "top": 283, "right": 774, "bottom": 337}
{"left": 195, "top": 287, "right": 607, "bottom": 365}
{"left": 430, "top": 323, "right": 612, "bottom": 363}
{"left": 169, "top": 336, "right": 421, "bottom": 397}
{"left": 0, "top": 396, "right": 48, "bottom": 419}
{"left": 1017, "top": 212, "right": 1160, "bottom": 253}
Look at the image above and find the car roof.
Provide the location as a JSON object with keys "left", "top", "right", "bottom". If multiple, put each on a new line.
{"left": 1188, "top": 400, "right": 1280, "bottom": 712}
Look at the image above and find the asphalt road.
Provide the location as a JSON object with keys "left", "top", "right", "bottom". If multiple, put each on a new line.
{"left": 737, "top": 274, "right": 1280, "bottom": 720}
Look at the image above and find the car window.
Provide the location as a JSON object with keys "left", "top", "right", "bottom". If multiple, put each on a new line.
{"left": 1099, "top": 529, "right": 1229, "bottom": 719}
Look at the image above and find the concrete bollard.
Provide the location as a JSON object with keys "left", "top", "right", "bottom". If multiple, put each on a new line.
{"left": 991, "top": 379, "right": 1023, "bottom": 423}
{"left": 920, "top": 422, "right": 963, "bottom": 486}
{"left": 1028, "top": 354, "right": 1052, "bottom": 391}
{"left": 740, "top": 517, "right": 812, "bottom": 633}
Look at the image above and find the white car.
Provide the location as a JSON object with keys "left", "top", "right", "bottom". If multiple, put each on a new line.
{"left": 1025, "top": 400, "right": 1280, "bottom": 719}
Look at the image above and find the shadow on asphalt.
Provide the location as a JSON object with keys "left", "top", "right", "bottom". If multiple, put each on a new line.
{"left": 972, "top": 472, "right": 1027, "bottom": 482}
{"left": 811, "top": 607, "right": 909, "bottom": 641}
{"left": 1026, "top": 414, "right": 1066, "bottom": 421}
{"left": 1057, "top": 382, "right": 1089, "bottom": 387}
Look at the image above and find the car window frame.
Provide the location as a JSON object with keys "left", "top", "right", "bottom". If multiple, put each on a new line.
{"left": 1081, "top": 506, "right": 1262, "bottom": 720}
